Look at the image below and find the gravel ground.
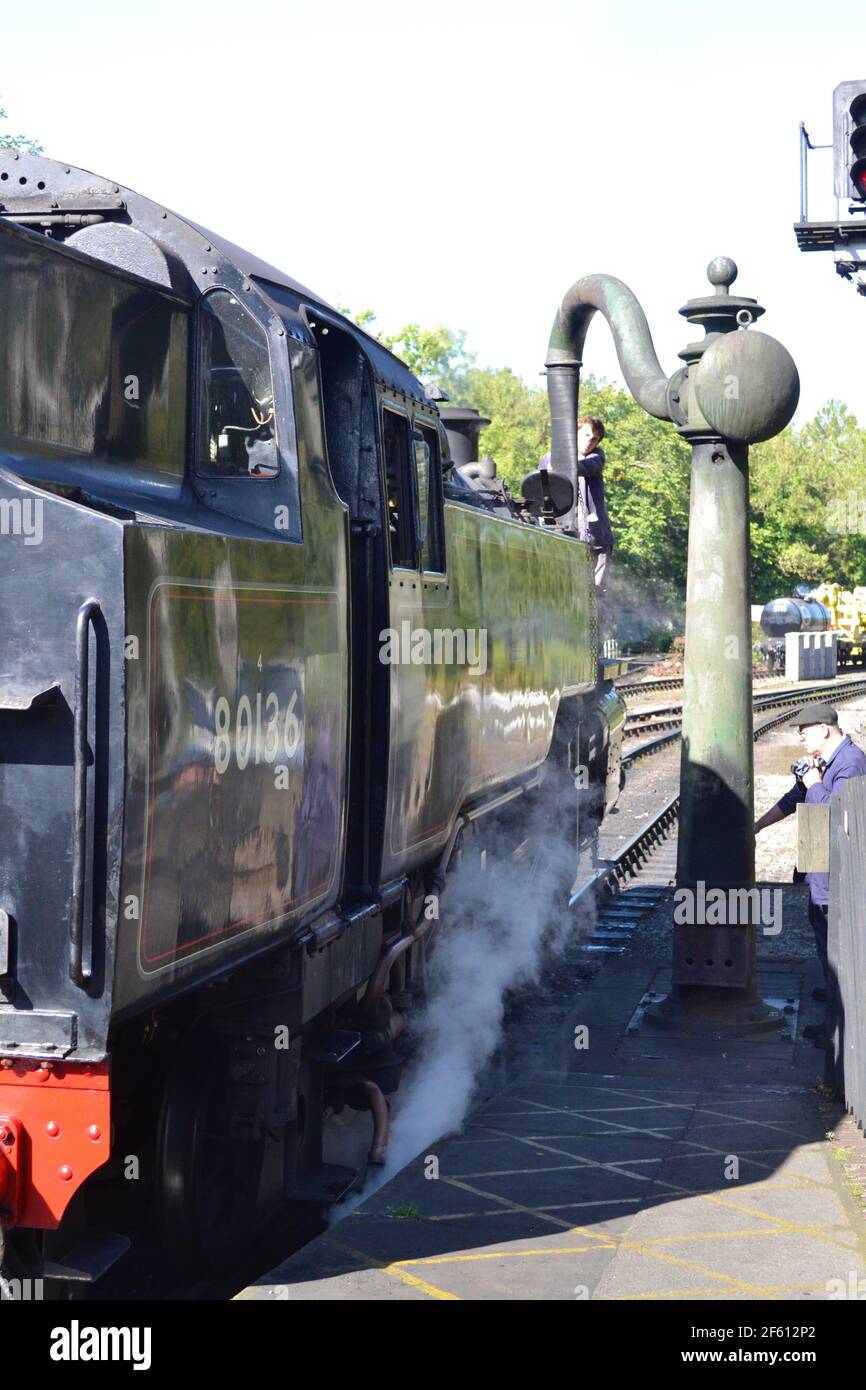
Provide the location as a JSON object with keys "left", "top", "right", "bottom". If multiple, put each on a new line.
{"left": 601, "top": 682, "right": 866, "bottom": 965}
{"left": 754, "top": 690, "right": 866, "bottom": 882}
{"left": 624, "top": 883, "right": 815, "bottom": 962}
{"left": 596, "top": 744, "right": 681, "bottom": 860}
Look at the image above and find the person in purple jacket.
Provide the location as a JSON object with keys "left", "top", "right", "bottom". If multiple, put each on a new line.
{"left": 540, "top": 414, "right": 614, "bottom": 633}
{"left": 754, "top": 701, "right": 866, "bottom": 1043}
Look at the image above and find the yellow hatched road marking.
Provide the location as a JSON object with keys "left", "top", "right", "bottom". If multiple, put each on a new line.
{"left": 588, "top": 1084, "right": 820, "bottom": 1145}
{"left": 418, "top": 1177, "right": 829, "bottom": 1224}
{"left": 493, "top": 1096, "right": 835, "bottom": 1202}
{"left": 514, "top": 1089, "right": 811, "bottom": 1145}
{"left": 611, "top": 1243, "right": 786, "bottom": 1296}
{"left": 440, "top": 1176, "right": 618, "bottom": 1241}
{"left": 475, "top": 1122, "right": 672, "bottom": 1185}
{"left": 687, "top": 1189, "right": 866, "bottom": 1257}
{"left": 422, "top": 1196, "right": 644, "bottom": 1221}
{"left": 305, "top": 1078, "right": 865, "bottom": 1299}
{"left": 326, "top": 1238, "right": 461, "bottom": 1300}
{"left": 397, "top": 1244, "right": 609, "bottom": 1266}
{"left": 609, "top": 1281, "right": 830, "bottom": 1301}
{"left": 624, "top": 1224, "right": 844, "bottom": 1248}
{"left": 397, "top": 1224, "right": 822, "bottom": 1269}
{"left": 511, "top": 1087, "right": 818, "bottom": 1154}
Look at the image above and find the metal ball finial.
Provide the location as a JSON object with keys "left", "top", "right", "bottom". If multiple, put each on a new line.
{"left": 706, "top": 256, "right": 738, "bottom": 291}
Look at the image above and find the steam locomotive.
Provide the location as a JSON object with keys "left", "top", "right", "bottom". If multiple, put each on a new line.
{"left": 0, "top": 152, "right": 624, "bottom": 1288}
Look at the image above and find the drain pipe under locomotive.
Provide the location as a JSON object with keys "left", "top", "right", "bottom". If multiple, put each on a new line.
{"left": 546, "top": 258, "right": 799, "bottom": 1037}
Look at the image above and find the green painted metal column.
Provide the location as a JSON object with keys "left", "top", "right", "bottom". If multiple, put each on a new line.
{"left": 677, "top": 437, "right": 756, "bottom": 885}
{"left": 659, "top": 257, "right": 800, "bottom": 1030}
{"left": 546, "top": 255, "right": 800, "bottom": 1035}
{"left": 675, "top": 259, "right": 761, "bottom": 895}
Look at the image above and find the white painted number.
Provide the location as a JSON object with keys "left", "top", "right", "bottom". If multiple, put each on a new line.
{"left": 236, "top": 694, "right": 253, "bottom": 770}
{"left": 284, "top": 691, "right": 301, "bottom": 757}
{"left": 264, "top": 691, "right": 280, "bottom": 763}
{"left": 214, "top": 696, "right": 231, "bottom": 775}
{"left": 214, "top": 687, "right": 302, "bottom": 772}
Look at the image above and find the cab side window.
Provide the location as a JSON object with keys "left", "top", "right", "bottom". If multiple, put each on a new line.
{"left": 413, "top": 422, "right": 445, "bottom": 573}
{"left": 382, "top": 408, "right": 416, "bottom": 568}
{"left": 198, "top": 289, "right": 279, "bottom": 479}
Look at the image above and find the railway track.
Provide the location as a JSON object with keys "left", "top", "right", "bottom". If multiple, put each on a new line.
{"left": 622, "top": 676, "right": 866, "bottom": 764}
{"left": 616, "top": 669, "right": 780, "bottom": 696}
{"left": 624, "top": 701, "right": 688, "bottom": 737}
{"left": 568, "top": 794, "right": 678, "bottom": 953}
{"left": 570, "top": 675, "right": 866, "bottom": 956}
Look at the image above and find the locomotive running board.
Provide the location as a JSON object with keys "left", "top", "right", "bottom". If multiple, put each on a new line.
{"left": 462, "top": 767, "right": 544, "bottom": 823}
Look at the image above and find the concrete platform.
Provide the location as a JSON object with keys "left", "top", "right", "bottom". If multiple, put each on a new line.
{"left": 237, "top": 895, "right": 866, "bottom": 1301}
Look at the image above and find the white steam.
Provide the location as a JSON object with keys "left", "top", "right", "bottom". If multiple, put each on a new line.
{"left": 334, "top": 812, "right": 598, "bottom": 1217}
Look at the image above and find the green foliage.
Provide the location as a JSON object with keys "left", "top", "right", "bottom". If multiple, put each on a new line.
{"left": 447, "top": 368, "right": 693, "bottom": 600}
{"left": 340, "top": 310, "right": 866, "bottom": 618}
{"left": 386, "top": 1202, "right": 426, "bottom": 1220}
{"left": 750, "top": 400, "right": 866, "bottom": 601}
{"left": 634, "top": 623, "right": 676, "bottom": 654}
{"left": 336, "top": 304, "right": 377, "bottom": 331}
{"left": 378, "top": 323, "right": 475, "bottom": 389}
{"left": 447, "top": 365, "right": 550, "bottom": 486}
{"left": 336, "top": 311, "right": 475, "bottom": 391}
{"left": 0, "top": 104, "right": 43, "bottom": 154}
{"left": 579, "top": 379, "right": 692, "bottom": 591}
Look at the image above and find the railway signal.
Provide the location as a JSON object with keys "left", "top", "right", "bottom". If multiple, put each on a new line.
{"left": 833, "top": 80, "right": 866, "bottom": 204}
{"left": 797, "top": 79, "right": 866, "bottom": 294}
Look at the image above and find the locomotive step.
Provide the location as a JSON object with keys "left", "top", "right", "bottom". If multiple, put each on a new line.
{"left": 40, "top": 1231, "right": 131, "bottom": 1284}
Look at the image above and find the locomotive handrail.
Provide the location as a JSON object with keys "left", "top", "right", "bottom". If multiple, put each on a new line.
{"left": 70, "top": 598, "right": 101, "bottom": 988}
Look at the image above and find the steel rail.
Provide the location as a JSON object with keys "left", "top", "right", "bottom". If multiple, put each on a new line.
{"left": 616, "top": 670, "right": 781, "bottom": 695}
{"left": 574, "top": 677, "right": 866, "bottom": 908}
{"left": 622, "top": 678, "right": 866, "bottom": 765}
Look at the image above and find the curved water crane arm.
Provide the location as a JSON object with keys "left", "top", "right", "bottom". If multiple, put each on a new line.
{"left": 545, "top": 274, "right": 672, "bottom": 500}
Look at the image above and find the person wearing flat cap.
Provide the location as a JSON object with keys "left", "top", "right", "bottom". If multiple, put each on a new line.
{"left": 754, "top": 702, "right": 866, "bottom": 1043}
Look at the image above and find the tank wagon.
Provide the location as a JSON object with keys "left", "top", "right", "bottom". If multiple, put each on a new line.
{"left": 760, "top": 586, "right": 866, "bottom": 669}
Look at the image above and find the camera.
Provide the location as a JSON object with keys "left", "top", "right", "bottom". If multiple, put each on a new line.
{"left": 791, "top": 756, "right": 826, "bottom": 786}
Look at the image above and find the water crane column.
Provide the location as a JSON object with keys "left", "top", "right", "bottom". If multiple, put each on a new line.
{"left": 546, "top": 258, "right": 800, "bottom": 1035}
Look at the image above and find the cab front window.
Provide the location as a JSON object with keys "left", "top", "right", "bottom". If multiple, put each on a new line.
{"left": 198, "top": 290, "right": 279, "bottom": 479}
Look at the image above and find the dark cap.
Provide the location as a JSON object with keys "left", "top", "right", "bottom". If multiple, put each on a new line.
{"left": 786, "top": 701, "right": 839, "bottom": 728}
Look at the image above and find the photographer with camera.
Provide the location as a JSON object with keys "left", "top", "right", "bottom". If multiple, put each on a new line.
{"left": 754, "top": 702, "right": 866, "bottom": 1044}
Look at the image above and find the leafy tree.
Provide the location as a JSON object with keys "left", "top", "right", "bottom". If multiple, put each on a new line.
{"left": 447, "top": 365, "right": 550, "bottom": 483}
{"left": 579, "top": 378, "right": 691, "bottom": 591}
{"left": 337, "top": 304, "right": 377, "bottom": 331}
{"left": 0, "top": 103, "right": 43, "bottom": 154}
{"left": 750, "top": 400, "right": 866, "bottom": 601}
{"left": 378, "top": 323, "right": 475, "bottom": 390}
{"left": 336, "top": 310, "right": 474, "bottom": 393}
{"left": 339, "top": 308, "right": 866, "bottom": 620}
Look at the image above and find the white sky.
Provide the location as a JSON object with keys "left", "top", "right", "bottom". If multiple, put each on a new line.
{"left": 3, "top": 0, "right": 865, "bottom": 424}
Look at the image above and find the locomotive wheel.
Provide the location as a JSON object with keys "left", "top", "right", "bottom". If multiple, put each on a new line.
{"left": 156, "top": 1022, "right": 266, "bottom": 1262}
